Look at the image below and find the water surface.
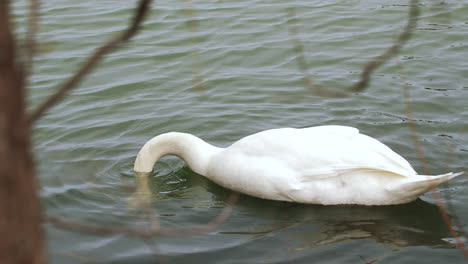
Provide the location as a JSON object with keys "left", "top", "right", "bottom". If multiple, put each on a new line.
{"left": 15, "top": 0, "right": 468, "bottom": 263}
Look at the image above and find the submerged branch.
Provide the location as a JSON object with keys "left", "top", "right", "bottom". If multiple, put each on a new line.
{"left": 27, "top": 0, "right": 153, "bottom": 125}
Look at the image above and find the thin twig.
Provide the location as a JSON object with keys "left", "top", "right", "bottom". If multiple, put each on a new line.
{"left": 402, "top": 82, "right": 428, "bottom": 173}
{"left": 184, "top": 0, "right": 206, "bottom": 91}
{"left": 286, "top": 8, "right": 314, "bottom": 89}
{"left": 286, "top": 8, "right": 346, "bottom": 97}
{"left": 44, "top": 191, "right": 239, "bottom": 238}
{"left": 288, "top": 0, "right": 419, "bottom": 96}
{"left": 27, "top": 0, "right": 153, "bottom": 124}
{"left": 350, "top": 0, "right": 419, "bottom": 92}
{"left": 400, "top": 66, "right": 468, "bottom": 258}
{"left": 441, "top": 140, "right": 466, "bottom": 248}
{"left": 430, "top": 189, "right": 468, "bottom": 257}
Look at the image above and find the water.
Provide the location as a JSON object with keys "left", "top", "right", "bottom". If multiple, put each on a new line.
{"left": 14, "top": 0, "right": 468, "bottom": 263}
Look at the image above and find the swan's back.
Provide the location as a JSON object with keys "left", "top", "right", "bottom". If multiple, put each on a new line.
{"left": 227, "top": 126, "right": 415, "bottom": 177}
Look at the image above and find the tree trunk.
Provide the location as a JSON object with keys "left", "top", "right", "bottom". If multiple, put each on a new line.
{"left": 0, "top": 2, "right": 45, "bottom": 264}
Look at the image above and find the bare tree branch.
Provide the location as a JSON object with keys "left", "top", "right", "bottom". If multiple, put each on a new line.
{"left": 288, "top": 0, "right": 419, "bottom": 95}
{"left": 44, "top": 192, "right": 239, "bottom": 238}
{"left": 349, "top": 0, "right": 419, "bottom": 92}
{"left": 400, "top": 65, "right": 468, "bottom": 258}
{"left": 401, "top": 78, "right": 428, "bottom": 174}
{"left": 27, "top": 0, "right": 153, "bottom": 125}
{"left": 183, "top": 0, "right": 206, "bottom": 92}
{"left": 287, "top": 8, "right": 347, "bottom": 97}
{"left": 0, "top": 1, "right": 44, "bottom": 262}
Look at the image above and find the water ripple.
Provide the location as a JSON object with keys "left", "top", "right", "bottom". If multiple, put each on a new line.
{"left": 24, "top": 0, "right": 468, "bottom": 263}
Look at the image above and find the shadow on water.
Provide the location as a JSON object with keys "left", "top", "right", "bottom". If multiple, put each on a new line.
{"left": 130, "top": 166, "right": 461, "bottom": 252}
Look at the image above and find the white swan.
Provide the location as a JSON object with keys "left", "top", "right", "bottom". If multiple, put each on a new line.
{"left": 134, "top": 125, "right": 462, "bottom": 205}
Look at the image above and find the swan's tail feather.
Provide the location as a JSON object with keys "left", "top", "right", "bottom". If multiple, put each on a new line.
{"left": 397, "top": 172, "right": 463, "bottom": 196}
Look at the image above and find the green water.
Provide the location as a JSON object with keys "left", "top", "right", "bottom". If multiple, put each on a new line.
{"left": 15, "top": 0, "right": 468, "bottom": 263}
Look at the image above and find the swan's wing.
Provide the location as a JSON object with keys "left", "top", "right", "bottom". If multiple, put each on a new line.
{"left": 299, "top": 167, "right": 406, "bottom": 182}
{"left": 347, "top": 132, "right": 416, "bottom": 176}
{"left": 295, "top": 130, "right": 417, "bottom": 180}
{"left": 230, "top": 125, "right": 416, "bottom": 180}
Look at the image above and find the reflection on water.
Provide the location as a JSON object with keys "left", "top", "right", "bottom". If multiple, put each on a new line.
{"left": 130, "top": 168, "right": 460, "bottom": 255}
{"left": 295, "top": 200, "right": 457, "bottom": 249}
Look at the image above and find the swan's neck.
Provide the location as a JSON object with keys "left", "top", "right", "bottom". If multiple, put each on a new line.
{"left": 134, "top": 132, "right": 221, "bottom": 176}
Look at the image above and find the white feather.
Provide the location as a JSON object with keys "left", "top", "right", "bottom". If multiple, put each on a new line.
{"left": 134, "top": 125, "right": 463, "bottom": 205}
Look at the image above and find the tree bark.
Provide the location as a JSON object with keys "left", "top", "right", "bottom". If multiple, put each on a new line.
{"left": 0, "top": 2, "right": 44, "bottom": 264}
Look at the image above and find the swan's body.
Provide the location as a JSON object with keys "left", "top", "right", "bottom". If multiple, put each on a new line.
{"left": 134, "top": 125, "right": 462, "bottom": 205}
